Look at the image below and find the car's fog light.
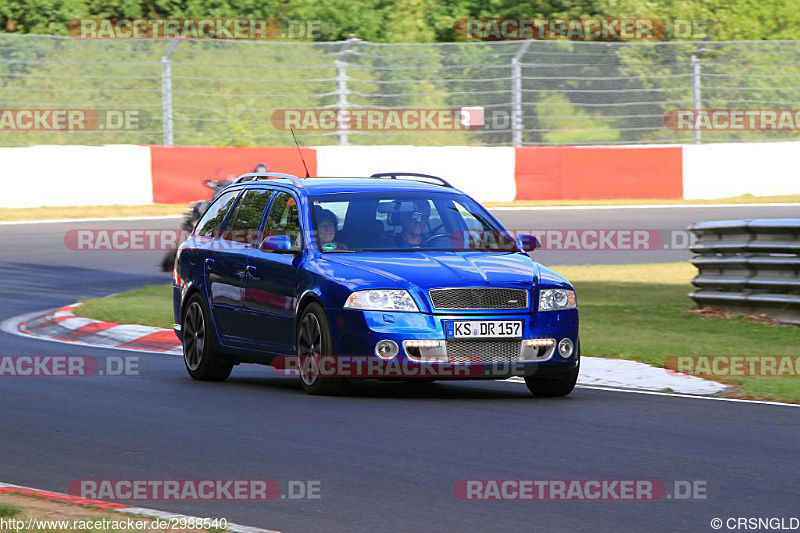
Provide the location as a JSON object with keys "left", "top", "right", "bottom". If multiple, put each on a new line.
{"left": 375, "top": 340, "right": 399, "bottom": 360}
{"left": 558, "top": 338, "right": 574, "bottom": 359}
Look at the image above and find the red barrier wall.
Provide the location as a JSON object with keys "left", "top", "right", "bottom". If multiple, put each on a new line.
{"left": 514, "top": 146, "right": 682, "bottom": 200}
{"left": 150, "top": 146, "right": 317, "bottom": 204}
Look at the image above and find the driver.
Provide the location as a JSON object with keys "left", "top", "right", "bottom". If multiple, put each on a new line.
{"left": 395, "top": 200, "right": 431, "bottom": 248}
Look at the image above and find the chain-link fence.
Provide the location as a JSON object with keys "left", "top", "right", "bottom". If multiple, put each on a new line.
{"left": 0, "top": 34, "right": 799, "bottom": 147}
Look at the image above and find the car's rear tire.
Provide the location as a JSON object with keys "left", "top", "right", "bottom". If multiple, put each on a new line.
{"left": 182, "top": 294, "right": 233, "bottom": 381}
{"left": 525, "top": 339, "right": 580, "bottom": 397}
{"left": 297, "top": 302, "right": 347, "bottom": 396}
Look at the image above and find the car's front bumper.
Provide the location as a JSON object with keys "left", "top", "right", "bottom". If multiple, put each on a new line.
{"left": 324, "top": 308, "right": 579, "bottom": 379}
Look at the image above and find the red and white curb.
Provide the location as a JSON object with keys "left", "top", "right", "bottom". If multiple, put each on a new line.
{"left": 1, "top": 304, "right": 731, "bottom": 396}
{"left": 0, "top": 482, "right": 279, "bottom": 533}
{"left": 2, "top": 304, "right": 182, "bottom": 355}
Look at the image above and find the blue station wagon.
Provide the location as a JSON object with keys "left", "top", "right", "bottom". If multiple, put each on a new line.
{"left": 173, "top": 172, "right": 580, "bottom": 396}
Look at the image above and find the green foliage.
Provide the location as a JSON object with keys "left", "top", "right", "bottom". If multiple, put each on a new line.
{"left": 1, "top": 0, "right": 797, "bottom": 42}
{"left": 0, "top": 0, "right": 796, "bottom": 147}
{"left": 535, "top": 92, "right": 621, "bottom": 144}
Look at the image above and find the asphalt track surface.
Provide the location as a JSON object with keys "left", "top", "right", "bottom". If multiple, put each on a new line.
{"left": 1, "top": 205, "right": 799, "bottom": 533}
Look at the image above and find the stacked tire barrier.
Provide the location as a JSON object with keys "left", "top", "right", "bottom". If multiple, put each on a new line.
{"left": 689, "top": 219, "right": 800, "bottom": 325}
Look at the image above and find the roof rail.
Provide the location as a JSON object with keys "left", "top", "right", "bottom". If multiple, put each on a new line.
{"left": 234, "top": 172, "right": 304, "bottom": 187}
{"left": 370, "top": 172, "right": 453, "bottom": 188}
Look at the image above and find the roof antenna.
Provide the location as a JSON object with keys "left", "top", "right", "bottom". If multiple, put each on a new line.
{"left": 290, "top": 128, "right": 311, "bottom": 178}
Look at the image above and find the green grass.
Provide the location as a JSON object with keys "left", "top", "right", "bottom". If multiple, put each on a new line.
{"left": 74, "top": 263, "right": 800, "bottom": 402}
{"left": 551, "top": 263, "right": 800, "bottom": 402}
{"left": 74, "top": 284, "right": 175, "bottom": 329}
{"left": 0, "top": 502, "right": 21, "bottom": 517}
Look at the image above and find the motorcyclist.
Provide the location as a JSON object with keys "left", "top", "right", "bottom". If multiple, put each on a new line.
{"left": 160, "top": 163, "right": 270, "bottom": 271}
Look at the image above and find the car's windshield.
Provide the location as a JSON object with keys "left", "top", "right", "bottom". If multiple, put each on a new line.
{"left": 310, "top": 192, "right": 520, "bottom": 252}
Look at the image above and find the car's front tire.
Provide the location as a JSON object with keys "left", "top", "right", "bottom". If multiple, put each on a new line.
{"left": 525, "top": 364, "right": 579, "bottom": 397}
{"left": 524, "top": 340, "right": 580, "bottom": 397}
{"left": 297, "top": 302, "right": 347, "bottom": 396}
{"left": 182, "top": 294, "right": 233, "bottom": 381}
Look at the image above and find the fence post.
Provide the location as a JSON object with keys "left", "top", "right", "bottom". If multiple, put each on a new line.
{"left": 512, "top": 41, "right": 533, "bottom": 147}
{"left": 691, "top": 53, "right": 702, "bottom": 144}
{"left": 336, "top": 35, "right": 361, "bottom": 146}
{"left": 161, "top": 40, "right": 180, "bottom": 147}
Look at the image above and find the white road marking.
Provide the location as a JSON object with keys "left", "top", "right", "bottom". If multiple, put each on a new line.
{"left": 5, "top": 307, "right": 797, "bottom": 408}
{"left": 505, "top": 378, "right": 799, "bottom": 408}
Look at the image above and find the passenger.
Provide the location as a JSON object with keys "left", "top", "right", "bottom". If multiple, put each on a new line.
{"left": 316, "top": 209, "right": 347, "bottom": 250}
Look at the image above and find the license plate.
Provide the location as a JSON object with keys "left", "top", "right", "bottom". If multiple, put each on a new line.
{"left": 446, "top": 320, "right": 522, "bottom": 339}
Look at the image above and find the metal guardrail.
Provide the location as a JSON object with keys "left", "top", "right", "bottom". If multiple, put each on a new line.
{"left": 688, "top": 219, "right": 800, "bottom": 325}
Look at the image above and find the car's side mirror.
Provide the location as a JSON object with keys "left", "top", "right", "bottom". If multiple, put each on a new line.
{"left": 260, "top": 234, "right": 295, "bottom": 253}
{"left": 517, "top": 233, "right": 541, "bottom": 252}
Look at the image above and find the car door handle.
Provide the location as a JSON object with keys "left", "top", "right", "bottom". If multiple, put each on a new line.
{"left": 205, "top": 258, "right": 215, "bottom": 270}
{"left": 245, "top": 265, "right": 257, "bottom": 278}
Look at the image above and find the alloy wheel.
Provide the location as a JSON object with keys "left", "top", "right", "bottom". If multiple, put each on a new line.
{"left": 183, "top": 302, "right": 205, "bottom": 371}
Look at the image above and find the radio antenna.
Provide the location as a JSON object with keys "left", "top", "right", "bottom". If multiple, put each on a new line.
{"left": 290, "top": 128, "right": 311, "bottom": 178}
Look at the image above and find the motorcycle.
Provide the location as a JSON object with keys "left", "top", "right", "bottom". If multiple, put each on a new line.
{"left": 160, "top": 179, "right": 235, "bottom": 272}
{"left": 160, "top": 164, "right": 269, "bottom": 272}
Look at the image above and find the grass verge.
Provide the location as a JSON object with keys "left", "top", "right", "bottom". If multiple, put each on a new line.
{"left": 552, "top": 263, "right": 800, "bottom": 403}
{"left": 73, "top": 263, "right": 800, "bottom": 402}
{"left": 74, "top": 285, "right": 175, "bottom": 329}
{"left": 1, "top": 194, "right": 798, "bottom": 221}
{"left": 0, "top": 204, "right": 185, "bottom": 222}
{"left": 0, "top": 501, "right": 21, "bottom": 517}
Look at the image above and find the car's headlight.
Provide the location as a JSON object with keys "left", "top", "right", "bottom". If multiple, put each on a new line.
{"left": 344, "top": 290, "right": 420, "bottom": 312}
{"left": 538, "top": 289, "right": 577, "bottom": 311}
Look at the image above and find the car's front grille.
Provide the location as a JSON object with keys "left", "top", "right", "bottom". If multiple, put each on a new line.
{"left": 445, "top": 340, "right": 522, "bottom": 364}
{"left": 429, "top": 288, "right": 528, "bottom": 310}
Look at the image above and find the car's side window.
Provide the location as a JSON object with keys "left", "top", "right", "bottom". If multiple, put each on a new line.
{"left": 451, "top": 200, "right": 485, "bottom": 231}
{"left": 264, "top": 192, "right": 302, "bottom": 249}
{"left": 194, "top": 190, "right": 239, "bottom": 238}
{"left": 224, "top": 189, "right": 272, "bottom": 245}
